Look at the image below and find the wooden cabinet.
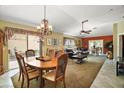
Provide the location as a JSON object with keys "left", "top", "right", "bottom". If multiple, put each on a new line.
{"left": 0, "top": 30, "right": 4, "bottom": 75}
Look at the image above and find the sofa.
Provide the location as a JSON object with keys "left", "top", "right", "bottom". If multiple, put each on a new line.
{"left": 65, "top": 49, "right": 76, "bottom": 59}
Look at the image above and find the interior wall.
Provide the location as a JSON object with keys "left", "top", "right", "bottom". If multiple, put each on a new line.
{"left": 113, "top": 21, "right": 124, "bottom": 59}
{"left": 119, "top": 35, "right": 122, "bottom": 57}
{"left": 82, "top": 35, "right": 113, "bottom": 53}
{"left": 42, "top": 32, "right": 64, "bottom": 56}
{"left": 113, "top": 23, "right": 118, "bottom": 59}
{"left": 122, "top": 36, "right": 124, "bottom": 57}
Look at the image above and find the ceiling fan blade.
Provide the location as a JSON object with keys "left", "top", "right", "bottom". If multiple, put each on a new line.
{"left": 86, "top": 30, "right": 92, "bottom": 32}
{"left": 82, "top": 30, "right": 92, "bottom": 34}
{"left": 85, "top": 32, "right": 90, "bottom": 34}
{"left": 82, "top": 31, "right": 89, "bottom": 34}
{"left": 82, "top": 20, "right": 88, "bottom": 23}
{"left": 80, "top": 30, "right": 84, "bottom": 34}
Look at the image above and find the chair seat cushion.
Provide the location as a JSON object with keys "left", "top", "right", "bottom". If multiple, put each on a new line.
{"left": 27, "top": 68, "right": 37, "bottom": 73}
{"left": 42, "top": 70, "right": 56, "bottom": 81}
{"left": 28, "top": 70, "right": 39, "bottom": 79}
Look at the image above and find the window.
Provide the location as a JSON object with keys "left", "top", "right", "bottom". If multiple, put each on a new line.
{"left": 8, "top": 34, "right": 40, "bottom": 70}
{"left": 8, "top": 34, "right": 27, "bottom": 57}
{"left": 64, "top": 39, "right": 76, "bottom": 49}
{"left": 28, "top": 35, "right": 40, "bottom": 56}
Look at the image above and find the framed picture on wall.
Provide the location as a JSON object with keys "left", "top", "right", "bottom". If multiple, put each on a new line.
{"left": 52, "top": 38, "right": 58, "bottom": 46}
{"left": 47, "top": 38, "right": 52, "bottom": 45}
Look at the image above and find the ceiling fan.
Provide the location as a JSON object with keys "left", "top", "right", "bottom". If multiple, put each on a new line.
{"left": 80, "top": 20, "right": 92, "bottom": 34}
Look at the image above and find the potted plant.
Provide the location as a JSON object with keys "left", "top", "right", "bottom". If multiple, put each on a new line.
{"left": 104, "top": 41, "right": 113, "bottom": 59}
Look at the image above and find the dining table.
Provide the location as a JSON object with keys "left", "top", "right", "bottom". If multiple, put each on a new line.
{"left": 25, "top": 57, "right": 57, "bottom": 87}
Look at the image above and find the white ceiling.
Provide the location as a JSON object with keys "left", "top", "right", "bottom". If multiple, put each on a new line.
{"left": 0, "top": 5, "right": 124, "bottom": 37}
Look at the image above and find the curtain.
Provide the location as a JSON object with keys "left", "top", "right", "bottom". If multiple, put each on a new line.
{"left": 4, "top": 27, "right": 42, "bottom": 40}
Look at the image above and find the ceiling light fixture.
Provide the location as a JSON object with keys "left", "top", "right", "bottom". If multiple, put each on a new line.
{"left": 37, "top": 5, "right": 52, "bottom": 40}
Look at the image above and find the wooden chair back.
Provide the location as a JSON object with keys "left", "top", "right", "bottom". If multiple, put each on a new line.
{"left": 0, "top": 30, "right": 4, "bottom": 74}
{"left": 48, "top": 49, "right": 55, "bottom": 59}
{"left": 15, "top": 52, "right": 21, "bottom": 69}
{"left": 55, "top": 54, "right": 68, "bottom": 80}
{"left": 55, "top": 50, "right": 64, "bottom": 58}
{"left": 15, "top": 52, "right": 28, "bottom": 78}
{"left": 25, "top": 49, "right": 35, "bottom": 57}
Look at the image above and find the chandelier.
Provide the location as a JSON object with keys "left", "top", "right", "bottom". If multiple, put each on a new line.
{"left": 37, "top": 5, "right": 52, "bottom": 39}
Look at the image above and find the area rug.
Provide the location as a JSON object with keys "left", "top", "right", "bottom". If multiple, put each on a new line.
{"left": 11, "top": 55, "right": 106, "bottom": 88}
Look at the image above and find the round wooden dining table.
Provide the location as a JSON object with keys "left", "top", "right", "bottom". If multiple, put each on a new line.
{"left": 25, "top": 57, "right": 57, "bottom": 87}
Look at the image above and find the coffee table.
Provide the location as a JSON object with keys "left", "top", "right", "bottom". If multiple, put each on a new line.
{"left": 72, "top": 54, "right": 87, "bottom": 64}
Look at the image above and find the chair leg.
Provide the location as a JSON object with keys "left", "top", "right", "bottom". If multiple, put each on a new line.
{"left": 46, "top": 69, "right": 49, "bottom": 73}
{"left": 36, "top": 77, "right": 38, "bottom": 81}
{"left": 63, "top": 79, "right": 66, "bottom": 88}
{"left": 21, "top": 75, "right": 24, "bottom": 88}
{"left": 27, "top": 79, "right": 30, "bottom": 88}
{"left": 54, "top": 82, "right": 57, "bottom": 88}
{"left": 18, "top": 70, "right": 22, "bottom": 81}
{"left": 42, "top": 79, "right": 45, "bottom": 87}
{"left": 116, "top": 62, "right": 119, "bottom": 76}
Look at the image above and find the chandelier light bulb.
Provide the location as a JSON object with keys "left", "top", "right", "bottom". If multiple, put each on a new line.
{"left": 37, "top": 26, "right": 41, "bottom": 29}
{"left": 49, "top": 25, "right": 52, "bottom": 31}
{"left": 41, "top": 24, "right": 44, "bottom": 28}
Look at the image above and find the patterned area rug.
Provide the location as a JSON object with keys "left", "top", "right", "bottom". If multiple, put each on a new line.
{"left": 11, "top": 55, "right": 106, "bottom": 88}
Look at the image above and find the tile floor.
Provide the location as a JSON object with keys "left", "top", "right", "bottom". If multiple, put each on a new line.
{"left": 0, "top": 69, "right": 18, "bottom": 88}
{"left": 91, "top": 59, "right": 124, "bottom": 88}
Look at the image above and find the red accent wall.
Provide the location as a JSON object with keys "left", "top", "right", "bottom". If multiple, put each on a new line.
{"left": 82, "top": 35, "right": 113, "bottom": 53}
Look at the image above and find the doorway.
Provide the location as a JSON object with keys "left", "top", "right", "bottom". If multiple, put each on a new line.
{"left": 89, "top": 40, "right": 103, "bottom": 55}
{"left": 122, "top": 36, "right": 124, "bottom": 57}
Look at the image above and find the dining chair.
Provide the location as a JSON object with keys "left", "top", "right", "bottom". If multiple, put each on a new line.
{"left": 36, "top": 49, "right": 55, "bottom": 62}
{"left": 15, "top": 52, "right": 22, "bottom": 81}
{"left": 16, "top": 53, "right": 40, "bottom": 88}
{"left": 42, "top": 53, "right": 68, "bottom": 88}
{"left": 55, "top": 50, "right": 64, "bottom": 58}
{"left": 15, "top": 52, "right": 37, "bottom": 81}
{"left": 48, "top": 49, "right": 55, "bottom": 59}
{"left": 25, "top": 49, "right": 37, "bottom": 69}
{"left": 25, "top": 49, "right": 35, "bottom": 58}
